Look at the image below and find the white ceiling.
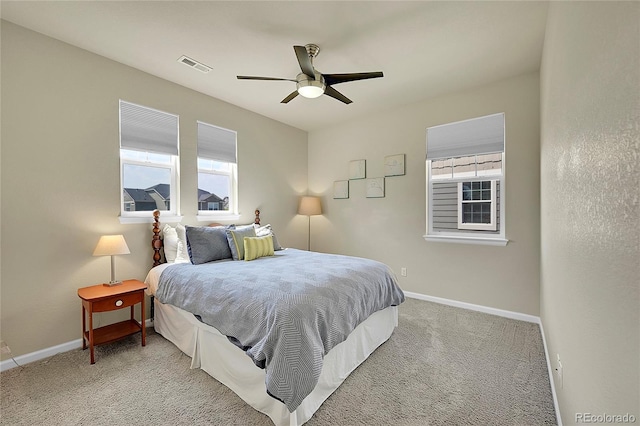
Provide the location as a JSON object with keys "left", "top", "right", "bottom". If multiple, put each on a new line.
{"left": 0, "top": 1, "right": 549, "bottom": 132}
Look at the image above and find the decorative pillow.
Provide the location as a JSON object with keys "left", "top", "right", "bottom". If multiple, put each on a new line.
{"left": 185, "top": 225, "right": 232, "bottom": 265}
{"left": 254, "top": 224, "right": 283, "bottom": 251}
{"left": 225, "top": 226, "right": 257, "bottom": 260}
{"left": 174, "top": 224, "right": 191, "bottom": 263}
{"left": 244, "top": 235, "right": 275, "bottom": 261}
{"left": 162, "top": 224, "right": 178, "bottom": 263}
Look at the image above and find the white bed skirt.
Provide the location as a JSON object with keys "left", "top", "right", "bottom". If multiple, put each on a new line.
{"left": 153, "top": 299, "right": 398, "bottom": 426}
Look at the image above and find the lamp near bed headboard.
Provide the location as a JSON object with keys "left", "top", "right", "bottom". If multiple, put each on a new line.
{"left": 93, "top": 234, "right": 130, "bottom": 286}
{"left": 298, "top": 196, "right": 322, "bottom": 251}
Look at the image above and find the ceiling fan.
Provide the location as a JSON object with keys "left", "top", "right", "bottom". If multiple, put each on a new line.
{"left": 237, "top": 44, "right": 383, "bottom": 104}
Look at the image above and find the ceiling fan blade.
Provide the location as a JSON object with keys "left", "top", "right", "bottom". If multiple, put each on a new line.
{"left": 322, "top": 72, "right": 384, "bottom": 86}
{"left": 237, "top": 76, "right": 296, "bottom": 81}
{"left": 324, "top": 86, "right": 352, "bottom": 104}
{"left": 281, "top": 91, "right": 299, "bottom": 104}
{"left": 294, "top": 45, "right": 315, "bottom": 78}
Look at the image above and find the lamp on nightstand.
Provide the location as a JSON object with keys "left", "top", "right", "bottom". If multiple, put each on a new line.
{"left": 298, "top": 196, "right": 322, "bottom": 251}
{"left": 93, "top": 235, "right": 130, "bottom": 286}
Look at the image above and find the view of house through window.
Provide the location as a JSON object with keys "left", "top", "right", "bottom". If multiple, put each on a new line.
{"left": 197, "top": 159, "right": 232, "bottom": 211}
{"left": 122, "top": 150, "right": 173, "bottom": 212}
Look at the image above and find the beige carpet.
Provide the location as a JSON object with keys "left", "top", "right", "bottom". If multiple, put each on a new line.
{"left": 0, "top": 298, "right": 556, "bottom": 425}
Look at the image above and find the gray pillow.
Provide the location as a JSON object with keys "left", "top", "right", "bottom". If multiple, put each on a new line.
{"left": 185, "top": 225, "right": 232, "bottom": 265}
{"left": 225, "top": 225, "right": 257, "bottom": 260}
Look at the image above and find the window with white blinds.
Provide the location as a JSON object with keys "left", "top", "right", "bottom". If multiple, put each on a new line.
{"left": 425, "top": 113, "right": 507, "bottom": 245}
{"left": 119, "top": 100, "right": 179, "bottom": 219}
{"left": 197, "top": 121, "right": 238, "bottom": 215}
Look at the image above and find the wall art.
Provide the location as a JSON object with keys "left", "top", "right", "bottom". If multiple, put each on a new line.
{"left": 333, "top": 180, "right": 349, "bottom": 199}
{"left": 349, "top": 159, "right": 366, "bottom": 180}
{"left": 384, "top": 154, "right": 405, "bottom": 177}
{"left": 366, "top": 177, "right": 385, "bottom": 198}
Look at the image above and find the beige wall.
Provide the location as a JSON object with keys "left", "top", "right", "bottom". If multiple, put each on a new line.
{"left": 308, "top": 72, "right": 541, "bottom": 316}
{"left": 540, "top": 1, "right": 640, "bottom": 422}
{"left": 0, "top": 21, "right": 308, "bottom": 359}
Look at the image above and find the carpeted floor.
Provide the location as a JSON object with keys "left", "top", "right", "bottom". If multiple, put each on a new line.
{"left": 0, "top": 298, "right": 556, "bottom": 425}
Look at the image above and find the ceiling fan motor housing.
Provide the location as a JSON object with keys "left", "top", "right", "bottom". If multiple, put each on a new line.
{"left": 296, "top": 71, "right": 326, "bottom": 98}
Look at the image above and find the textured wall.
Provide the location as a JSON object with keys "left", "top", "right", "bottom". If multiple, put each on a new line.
{"left": 540, "top": 1, "right": 639, "bottom": 422}
{"left": 0, "top": 22, "right": 308, "bottom": 359}
{"left": 308, "top": 72, "right": 541, "bottom": 316}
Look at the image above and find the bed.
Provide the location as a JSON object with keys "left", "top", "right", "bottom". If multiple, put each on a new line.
{"left": 145, "top": 210, "right": 404, "bottom": 425}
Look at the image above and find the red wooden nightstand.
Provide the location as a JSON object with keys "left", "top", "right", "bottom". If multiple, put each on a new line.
{"left": 77, "top": 279, "right": 147, "bottom": 364}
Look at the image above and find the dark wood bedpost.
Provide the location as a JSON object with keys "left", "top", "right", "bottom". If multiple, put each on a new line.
{"left": 152, "top": 209, "right": 162, "bottom": 267}
{"left": 255, "top": 209, "right": 261, "bottom": 226}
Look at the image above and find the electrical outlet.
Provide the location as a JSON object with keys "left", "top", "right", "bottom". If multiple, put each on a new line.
{"left": 400, "top": 267, "right": 407, "bottom": 277}
{"left": 0, "top": 340, "right": 11, "bottom": 355}
{"left": 556, "top": 354, "right": 563, "bottom": 389}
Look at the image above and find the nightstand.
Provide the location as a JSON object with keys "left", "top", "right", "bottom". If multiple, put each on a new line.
{"left": 77, "top": 279, "right": 147, "bottom": 364}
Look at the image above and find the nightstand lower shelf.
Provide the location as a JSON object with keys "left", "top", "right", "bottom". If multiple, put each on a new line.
{"left": 84, "top": 319, "right": 142, "bottom": 346}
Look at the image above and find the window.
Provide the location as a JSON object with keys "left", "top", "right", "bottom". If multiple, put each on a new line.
{"left": 458, "top": 180, "right": 496, "bottom": 230}
{"left": 197, "top": 121, "right": 237, "bottom": 217}
{"left": 119, "top": 100, "right": 179, "bottom": 221}
{"left": 425, "top": 113, "right": 506, "bottom": 245}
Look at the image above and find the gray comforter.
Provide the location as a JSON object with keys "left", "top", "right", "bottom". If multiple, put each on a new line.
{"left": 155, "top": 248, "right": 405, "bottom": 412}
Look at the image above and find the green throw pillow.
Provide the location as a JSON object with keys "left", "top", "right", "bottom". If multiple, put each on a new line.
{"left": 244, "top": 235, "right": 275, "bottom": 261}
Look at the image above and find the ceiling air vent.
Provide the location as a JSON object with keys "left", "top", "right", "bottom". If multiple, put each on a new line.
{"left": 178, "top": 55, "right": 212, "bottom": 74}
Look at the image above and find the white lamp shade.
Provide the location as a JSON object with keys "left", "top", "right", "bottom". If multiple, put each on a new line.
{"left": 93, "top": 235, "right": 131, "bottom": 256}
{"left": 298, "top": 196, "right": 322, "bottom": 216}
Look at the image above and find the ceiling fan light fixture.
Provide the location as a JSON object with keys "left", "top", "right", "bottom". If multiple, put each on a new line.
{"left": 297, "top": 79, "right": 325, "bottom": 98}
{"left": 237, "top": 44, "right": 383, "bottom": 104}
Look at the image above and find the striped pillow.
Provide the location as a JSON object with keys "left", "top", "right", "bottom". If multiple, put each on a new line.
{"left": 244, "top": 235, "right": 275, "bottom": 261}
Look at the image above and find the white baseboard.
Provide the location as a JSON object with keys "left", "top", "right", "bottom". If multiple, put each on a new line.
{"left": 539, "top": 321, "right": 563, "bottom": 426}
{"left": 1, "top": 319, "right": 154, "bottom": 372}
{"left": 403, "top": 291, "right": 540, "bottom": 323}
{"left": 1, "top": 338, "right": 83, "bottom": 372}
{"left": 404, "top": 290, "right": 562, "bottom": 425}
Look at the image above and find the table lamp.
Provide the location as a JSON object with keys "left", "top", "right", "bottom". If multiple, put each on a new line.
{"left": 93, "top": 235, "right": 130, "bottom": 286}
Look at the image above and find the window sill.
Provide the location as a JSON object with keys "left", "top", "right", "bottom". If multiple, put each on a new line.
{"left": 197, "top": 213, "right": 241, "bottom": 222}
{"left": 423, "top": 234, "right": 508, "bottom": 246}
{"left": 119, "top": 215, "right": 183, "bottom": 224}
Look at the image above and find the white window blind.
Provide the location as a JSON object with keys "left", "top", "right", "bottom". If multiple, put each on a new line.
{"left": 427, "top": 113, "right": 504, "bottom": 160}
{"left": 119, "top": 100, "right": 179, "bottom": 156}
{"left": 197, "top": 121, "right": 237, "bottom": 164}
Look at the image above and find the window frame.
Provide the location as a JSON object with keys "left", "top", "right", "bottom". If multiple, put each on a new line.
{"left": 425, "top": 113, "right": 507, "bottom": 245}
{"left": 118, "top": 100, "right": 182, "bottom": 224}
{"left": 197, "top": 158, "right": 238, "bottom": 216}
{"left": 120, "top": 150, "right": 180, "bottom": 219}
{"left": 195, "top": 121, "right": 239, "bottom": 221}
{"left": 457, "top": 179, "right": 497, "bottom": 231}
{"left": 426, "top": 157, "right": 507, "bottom": 246}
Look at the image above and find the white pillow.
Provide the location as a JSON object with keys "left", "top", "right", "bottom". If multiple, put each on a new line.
{"left": 174, "top": 224, "right": 191, "bottom": 263}
{"left": 254, "top": 223, "right": 283, "bottom": 251}
{"left": 162, "top": 224, "right": 178, "bottom": 263}
{"left": 162, "top": 224, "right": 190, "bottom": 264}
